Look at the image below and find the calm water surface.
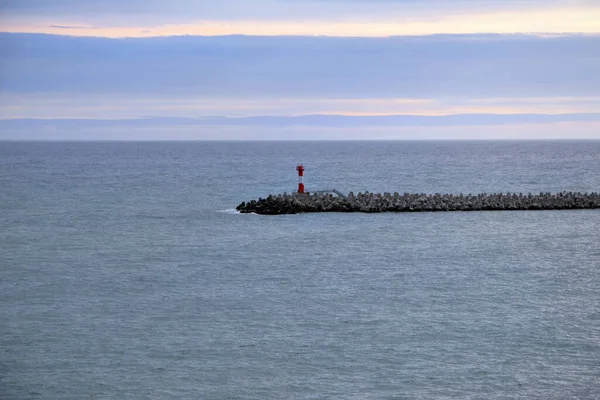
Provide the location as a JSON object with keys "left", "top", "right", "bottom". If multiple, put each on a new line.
{"left": 1, "top": 141, "right": 600, "bottom": 399}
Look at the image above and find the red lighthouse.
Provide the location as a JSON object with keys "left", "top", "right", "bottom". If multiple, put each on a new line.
{"left": 296, "top": 164, "right": 305, "bottom": 194}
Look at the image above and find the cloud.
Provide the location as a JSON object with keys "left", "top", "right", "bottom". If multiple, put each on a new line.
{"left": 3, "top": 113, "right": 600, "bottom": 130}
{"left": 1, "top": 30, "right": 598, "bottom": 139}
{"left": 3, "top": 94, "right": 600, "bottom": 120}
{"left": 3, "top": 14, "right": 600, "bottom": 38}
{"left": 2, "top": 119, "right": 600, "bottom": 140}
{"left": 3, "top": 0, "right": 598, "bottom": 19}
{"left": 48, "top": 25, "right": 98, "bottom": 30}
{"left": 2, "top": 0, "right": 599, "bottom": 36}
{"left": 1, "top": 33, "right": 599, "bottom": 99}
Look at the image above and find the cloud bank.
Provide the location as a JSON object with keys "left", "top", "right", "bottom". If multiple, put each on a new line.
{"left": 2, "top": 33, "right": 599, "bottom": 99}
{"left": 1, "top": 6, "right": 599, "bottom": 140}
{"left": 2, "top": 0, "right": 599, "bottom": 37}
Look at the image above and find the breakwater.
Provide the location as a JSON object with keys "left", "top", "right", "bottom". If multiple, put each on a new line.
{"left": 236, "top": 191, "right": 600, "bottom": 215}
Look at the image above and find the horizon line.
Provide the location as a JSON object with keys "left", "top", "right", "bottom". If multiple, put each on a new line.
{"left": 3, "top": 138, "right": 600, "bottom": 142}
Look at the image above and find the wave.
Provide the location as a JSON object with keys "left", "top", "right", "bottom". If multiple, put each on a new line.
{"left": 217, "top": 208, "right": 241, "bottom": 214}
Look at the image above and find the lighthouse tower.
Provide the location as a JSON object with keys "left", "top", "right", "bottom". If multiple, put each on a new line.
{"left": 296, "top": 164, "right": 305, "bottom": 194}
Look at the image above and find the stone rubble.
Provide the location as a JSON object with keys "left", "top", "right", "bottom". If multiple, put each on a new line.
{"left": 236, "top": 191, "right": 600, "bottom": 215}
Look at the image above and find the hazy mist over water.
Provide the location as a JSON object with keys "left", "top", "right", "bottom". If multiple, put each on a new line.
{"left": 1, "top": 141, "right": 600, "bottom": 399}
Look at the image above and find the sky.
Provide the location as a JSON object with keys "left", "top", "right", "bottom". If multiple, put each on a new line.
{"left": 1, "top": 0, "right": 599, "bottom": 140}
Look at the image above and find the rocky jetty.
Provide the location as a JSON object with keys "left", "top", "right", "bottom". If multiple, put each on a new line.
{"left": 236, "top": 191, "right": 600, "bottom": 215}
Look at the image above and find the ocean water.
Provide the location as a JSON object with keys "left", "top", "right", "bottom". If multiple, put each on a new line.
{"left": 1, "top": 140, "right": 600, "bottom": 399}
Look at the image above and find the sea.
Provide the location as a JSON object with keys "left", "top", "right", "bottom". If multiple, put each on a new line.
{"left": 1, "top": 140, "right": 599, "bottom": 399}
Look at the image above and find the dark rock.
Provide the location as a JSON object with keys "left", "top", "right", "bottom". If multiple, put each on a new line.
{"left": 236, "top": 191, "right": 600, "bottom": 215}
